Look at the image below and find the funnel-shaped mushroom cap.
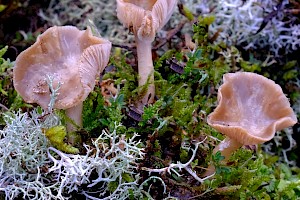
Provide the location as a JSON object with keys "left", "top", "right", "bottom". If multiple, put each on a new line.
{"left": 116, "top": 0, "right": 177, "bottom": 41}
{"left": 13, "top": 26, "right": 111, "bottom": 110}
{"left": 207, "top": 72, "right": 297, "bottom": 145}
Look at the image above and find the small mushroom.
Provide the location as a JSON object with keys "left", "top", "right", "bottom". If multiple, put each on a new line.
{"left": 203, "top": 72, "right": 297, "bottom": 176}
{"left": 13, "top": 25, "right": 111, "bottom": 131}
{"left": 116, "top": 0, "right": 177, "bottom": 105}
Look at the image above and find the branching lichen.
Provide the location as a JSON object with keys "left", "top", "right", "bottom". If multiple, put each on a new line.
{"left": 0, "top": 110, "right": 60, "bottom": 199}
{"left": 197, "top": 0, "right": 300, "bottom": 56}
{"left": 0, "top": 111, "right": 156, "bottom": 199}
{"left": 1, "top": 1, "right": 299, "bottom": 199}
{"left": 47, "top": 122, "right": 146, "bottom": 200}
{"left": 142, "top": 138, "right": 215, "bottom": 183}
{"left": 39, "top": 0, "right": 134, "bottom": 44}
{"left": 263, "top": 128, "right": 297, "bottom": 167}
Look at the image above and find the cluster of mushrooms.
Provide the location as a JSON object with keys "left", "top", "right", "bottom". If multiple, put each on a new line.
{"left": 12, "top": 0, "right": 297, "bottom": 177}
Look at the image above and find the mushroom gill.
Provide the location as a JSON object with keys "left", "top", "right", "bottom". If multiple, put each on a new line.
{"left": 203, "top": 72, "right": 297, "bottom": 177}
{"left": 13, "top": 25, "right": 112, "bottom": 131}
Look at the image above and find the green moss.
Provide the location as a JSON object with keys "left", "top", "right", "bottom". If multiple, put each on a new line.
{"left": 181, "top": 5, "right": 194, "bottom": 21}
{"left": 82, "top": 87, "right": 107, "bottom": 132}
{"left": 193, "top": 16, "right": 215, "bottom": 46}
{"left": 199, "top": 147, "right": 300, "bottom": 199}
{"left": 283, "top": 69, "right": 298, "bottom": 81}
{"left": 83, "top": 87, "right": 126, "bottom": 133}
{"left": 74, "top": 15, "right": 300, "bottom": 199}
{"left": 179, "top": 147, "right": 189, "bottom": 162}
{"left": 153, "top": 139, "right": 162, "bottom": 158}
{"left": 0, "top": 2, "right": 298, "bottom": 199}
{"left": 105, "top": 53, "right": 138, "bottom": 101}
{"left": 44, "top": 125, "right": 79, "bottom": 154}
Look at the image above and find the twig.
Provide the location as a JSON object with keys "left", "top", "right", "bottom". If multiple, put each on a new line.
{"left": 284, "top": 8, "right": 300, "bottom": 14}
{"left": 112, "top": 19, "right": 191, "bottom": 53}
{"left": 153, "top": 20, "right": 188, "bottom": 50}
{"left": 188, "top": 188, "right": 214, "bottom": 200}
{"left": 0, "top": 103, "right": 9, "bottom": 111}
{"left": 112, "top": 43, "right": 136, "bottom": 52}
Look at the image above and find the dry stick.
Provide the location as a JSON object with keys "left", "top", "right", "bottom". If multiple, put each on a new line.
{"left": 285, "top": 8, "right": 300, "bottom": 14}
{"left": 0, "top": 103, "right": 9, "bottom": 111}
{"left": 188, "top": 185, "right": 241, "bottom": 200}
{"left": 112, "top": 19, "right": 189, "bottom": 52}
{"left": 112, "top": 43, "right": 136, "bottom": 52}
{"left": 290, "top": 0, "right": 300, "bottom": 8}
{"left": 152, "top": 19, "right": 188, "bottom": 50}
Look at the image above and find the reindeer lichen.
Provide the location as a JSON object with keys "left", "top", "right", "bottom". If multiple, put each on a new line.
{"left": 0, "top": 1, "right": 299, "bottom": 199}
{"left": 0, "top": 110, "right": 58, "bottom": 199}
{"left": 47, "top": 123, "right": 147, "bottom": 200}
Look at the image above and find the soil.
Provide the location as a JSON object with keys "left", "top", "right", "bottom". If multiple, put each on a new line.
{"left": 0, "top": 0, "right": 50, "bottom": 60}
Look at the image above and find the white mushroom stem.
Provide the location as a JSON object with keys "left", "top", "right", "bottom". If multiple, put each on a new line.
{"left": 65, "top": 102, "right": 83, "bottom": 132}
{"left": 202, "top": 136, "right": 243, "bottom": 177}
{"left": 136, "top": 38, "right": 155, "bottom": 105}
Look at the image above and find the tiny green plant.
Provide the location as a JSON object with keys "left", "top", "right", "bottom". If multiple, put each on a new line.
{"left": 211, "top": 151, "right": 231, "bottom": 174}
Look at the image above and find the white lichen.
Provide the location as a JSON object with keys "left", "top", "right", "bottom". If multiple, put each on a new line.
{"left": 0, "top": 111, "right": 152, "bottom": 199}
{"left": 142, "top": 137, "right": 215, "bottom": 183}
{"left": 0, "top": 76, "right": 151, "bottom": 199}
{"left": 263, "top": 128, "right": 297, "bottom": 167}
{"left": 197, "top": 0, "right": 300, "bottom": 56}
{"left": 47, "top": 123, "right": 146, "bottom": 200}
{"left": 38, "top": 0, "right": 135, "bottom": 44}
{"left": 0, "top": 110, "right": 60, "bottom": 200}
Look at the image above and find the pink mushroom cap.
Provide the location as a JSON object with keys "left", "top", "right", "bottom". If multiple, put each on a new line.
{"left": 207, "top": 72, "right": 298, "bottom": 145}
{"left": 13, "top": 26, "right": 111, "bottom": 110}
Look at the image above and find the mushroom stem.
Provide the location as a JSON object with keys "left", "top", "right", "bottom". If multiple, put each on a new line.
{"left": 136, "top": 38, "right": 155, "bottom": 105}
{"left": 202, "top": 136, "right": 243, "bottom": 177}
{"left": 65, "top": 102, "right": 83, "bottom": 132}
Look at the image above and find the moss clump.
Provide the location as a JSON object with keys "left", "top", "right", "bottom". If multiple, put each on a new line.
{"left": 1, "top": 5, "right": 299, "bottom": 198}
{"left": 44, "top": 125, "right": 79, "bottom": 154}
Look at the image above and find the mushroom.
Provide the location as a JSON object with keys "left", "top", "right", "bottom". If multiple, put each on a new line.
{"left": 116, "top": 0, "right": 177, "bottom": 105}
{"left": 203, "top": 72, "right": 298, "bottom": 176}
{"left": 13, "top": 25, "right": 111, "bottom": 132}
